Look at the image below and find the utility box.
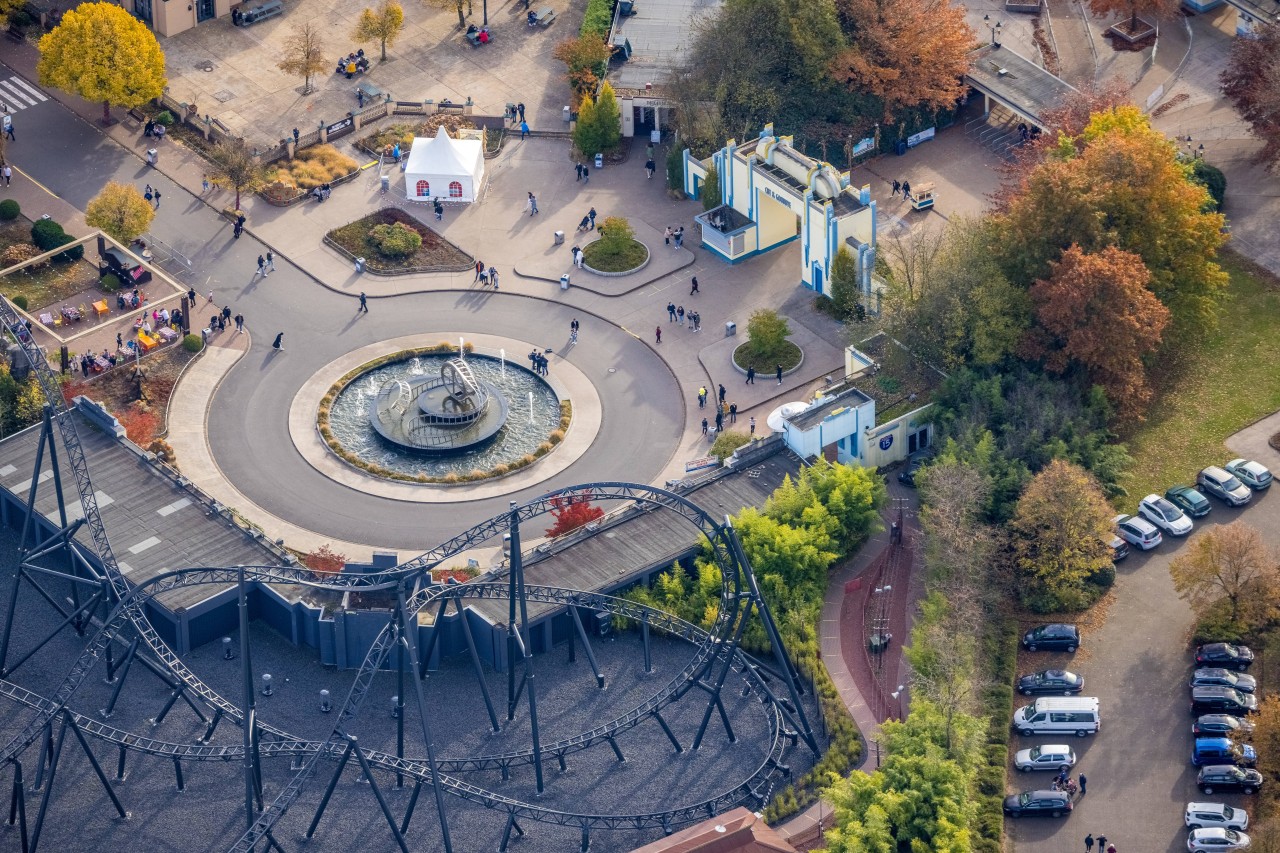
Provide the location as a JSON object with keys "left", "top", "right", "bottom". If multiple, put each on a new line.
{"left": 563, "top": 105, "right": 571, "bottom": 122}
{"left": 725, "top": 321, "right": 737, "bottom": 337}
{"left": 594, "top": 153, "right": 603, "bottom": 169}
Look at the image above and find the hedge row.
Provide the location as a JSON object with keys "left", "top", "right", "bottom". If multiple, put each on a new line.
{"left": 581, "top": 0, "right": 612, "bottom": 38}
{"left": 973, "top": 618, "right": 1020, "bottom": 851}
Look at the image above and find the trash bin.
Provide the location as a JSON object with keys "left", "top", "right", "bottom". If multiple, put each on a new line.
{"left": 895, "top": 139, "right": 908, "bottom": 156}
{"left": 146, "top": 147, "right": 158, "bottom": 166}
{"left": 554, "top": 230, "right": 565, "bottom": 245}
{"left": 594, "top": 152, "right": 603, "bottom": 169}
{"left": 724, "top": 321, "right": 736, "bottom": 337}
{"left": 560, "top": 274, "right": 570, "bottom": 290}
{"left": 380, "top": 174, "right": 390, "bottom": 193}
{"left": 563, "top": 105, "right": 571, "bottom": 123}
{"left": 355, "top": 257, "right": 366, "bottom": 273}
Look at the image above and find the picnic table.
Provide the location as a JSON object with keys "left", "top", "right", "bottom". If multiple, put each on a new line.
{"left": 60, "top": 306, "right": 82, "bottom": 322}
{"left": 92, "top": 300, "right": 109, "bottom": 318}
{"left": 138, "top": 331, "right": 158, "bottom": 352}
{"left": 530, "top": 6, "right": 555, "bottom": 26}
{"left": 38, "top": 312, "right": 54, "bottom": 326}
{"left": 93, "top": 357, "right": 110, "bottom": 373}
{"left": 157, "top": 327, "right": 178, "bottom": 343}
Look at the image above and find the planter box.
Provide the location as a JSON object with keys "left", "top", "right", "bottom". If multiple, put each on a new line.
{"left": 1005, "top": 0, "right": 1042, "bottom": 12}
{"left": 1108, "top": 17, "right": 1156, "bottom": 43}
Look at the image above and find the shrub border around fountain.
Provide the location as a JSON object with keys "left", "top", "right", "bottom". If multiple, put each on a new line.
{"left": 316, "top": 343, "right": 573, "bottom": 485}
{"left": 581, "top": 237, "right": 650, "bottom": 277}
{"left": 730, "top": 340, "right": 805, "bottom": 377}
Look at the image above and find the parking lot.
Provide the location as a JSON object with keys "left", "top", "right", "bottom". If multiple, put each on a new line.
{"left": 1008, "top": 417, "right": 1280, "bottom": 853}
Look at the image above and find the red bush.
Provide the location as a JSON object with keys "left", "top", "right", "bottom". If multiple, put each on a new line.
{"left": 544, "top": 491, "right": 604, "bottom": 538}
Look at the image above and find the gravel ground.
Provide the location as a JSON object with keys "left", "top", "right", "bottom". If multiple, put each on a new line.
{"left": 0, "top": 529, "right": 823, "bottom": 852}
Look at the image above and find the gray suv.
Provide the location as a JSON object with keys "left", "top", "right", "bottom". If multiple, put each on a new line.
{"left": 1197, "top": 467, "right": 1252, "bottom": 507}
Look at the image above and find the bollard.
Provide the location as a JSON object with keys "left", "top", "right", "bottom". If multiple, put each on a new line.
{"left": 261, "top": 673, "right": 273, "bottom": 697}
{"left": 319, "top": 689, "right": 332, "bottom": 713}
{"left": 222, "top": 637, "right": 233, "bottom": 660}
{"left": 390, "top": 695, "right": 400, "bottom": 719}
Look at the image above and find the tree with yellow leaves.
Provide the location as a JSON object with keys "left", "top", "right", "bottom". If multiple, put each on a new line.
{"left": 354, "top": 0, "right": 405, "bottom": 61}
{"left": 85, "top": 182, "right": 155, "bottom": 245}
{"left": 37, "top": 3, "right": 166, "bottom": 125}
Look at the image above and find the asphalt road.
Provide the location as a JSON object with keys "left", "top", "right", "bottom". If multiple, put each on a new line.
{"left": 3, "top": 65, "right": 684, "bottom": 549}
{"left": 1008, "top": 482, "right": 1279, "bottom": 853}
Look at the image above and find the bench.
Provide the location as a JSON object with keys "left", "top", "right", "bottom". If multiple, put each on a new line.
{"left": 536, "top": 6, "right": 555, "bottom": 26}
{"left": 234, "top": 0, "right": 283, "bottom": 26}
{"left": 356, "top": 81, "right": 383, "bottom": 101}
{"left": 6, "top": 24, "right": 23, "bottom": 42}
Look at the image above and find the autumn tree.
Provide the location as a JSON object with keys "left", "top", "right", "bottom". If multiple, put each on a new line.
{"left": 424, "top": 0, "right": 469, "bottom": 29}
{"left": 208, "top": 139, "right": 268, "bottom": 210}
{"left": 592, "top": 81, "right": 623, "bottom": 152}
{"left": 545, "top": 491, "right": 605, "bottom": 538}
{"left": 1022, "top": 244, "right": 1171, "bottom": 420}
{"left": 1170, "top": 521, "right": 1278, "bottom": 626}
{"left": 0, "top": 0, "right": 24, "bottom": 26}
{"left": 278, "top": 21, "right": 327, "bottom": 95}
{"left": 1221, "top": 22, "right": 1280, "bottom": 170}
{"left": 85, "top": 182, "right": 154, "bottom": 245}
{"left": 1009, "top": 459, "right": 1116, "bottom": 612}
{"left": 830, "top": 0, "right": 973, "bottom": 121}
{"left": 1086, "top": 0, "right": 1180, "bottom": 35}
{"left": 303, "top": 544, "right": 347, "bottom": 579}
{"left": 36, "top": 3, "right": 166, "bottom": 124}
{"left": 553, "top": 33, "right": 612, "bottom": 99}
{"left": 354, "top": 0, "right": 404, "bottom": 61}
{"left": 573, "top": 94, "right": 600, "bottom": 157}
{"left": 1004, "top": 79, "right": 1130, "bottom": 180}
{"left": 992, "top": 106, "right": 1228, "bottom": 333}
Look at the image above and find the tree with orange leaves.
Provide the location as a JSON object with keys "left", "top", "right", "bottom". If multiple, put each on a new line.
{"left": 991, "top": 107, "right": 1227, "bottom": 333}
{"left": 1022, "top": 245, "right": 1170, "bottom": 420}
{"left": 545, "top": 491, "right": 605, "bottom": 538}
{"left": 829, "top": 0, "right": 974, "bottom": 121}
{"left": 1086, "top": 0, "right": 1179, "bottom": 36}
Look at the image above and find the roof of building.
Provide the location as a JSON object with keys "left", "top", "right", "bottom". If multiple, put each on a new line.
{"left": 0, "top": 412, "right": 287, "bottom": 611}
{"left": 966, "top": 44, "right": 1079, "bottom": 126}
{"left": 784, "top": 386, "right": 873, "bottom": 432}
{"left": 404, "top": 126, "right": 484, "bottom": 179}
{"left": 608, "top": 0, "right": 725, "bottom": 92}
{"left": 627, "top": 807, "right": 799, "bottom": 853}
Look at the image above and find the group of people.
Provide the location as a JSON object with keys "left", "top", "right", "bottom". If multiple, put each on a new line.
{"left": 336, "top": 50, "right": 370, "bottom": 78}
{"left": 576, "top": 207, "right": 598, "bottom": 232}
{"left": 311, "top": 183, "right": 333, "bottom": 202}
{"left": 663, "top": 226, "right": 685, "bottom": 249}
{"left": 527, "top": 349, "right": 551, "bottom": 376}
{"left": 664, "top": 302, "right": 702, "bottom": 330}
{"left": 473, "top": 260, "right": 500, "bottom": 288}
{"left": 142, "top": 119, "right": 167, "bottom": 140}
{"left": 77, "top": 349, "right": 118, "bottom": 376}
{"left": 890, "top": 179, "right": 914, "bottom": 200}
{"left": 1083, "top": 833, "right": 1115, "bottom": 853}
{"left": 115, "top": 288, "right": 149, "bottom": 311}
{"left": 465, "top": 23, "right": 491, "bottom": 43}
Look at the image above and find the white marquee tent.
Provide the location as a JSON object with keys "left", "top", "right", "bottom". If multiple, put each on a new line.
{"left": 404, "top": 126, "right": 485, "bottom": 203}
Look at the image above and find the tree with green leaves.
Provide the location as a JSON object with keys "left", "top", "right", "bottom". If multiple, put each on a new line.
{"left": 36, "top": 2, "right": 166, "bottom": 124}
{"left": 745, "top": 309, "right": 791, "bottom": 361}
{"left": 593, "top": 81, "right": 622, "bottom": 151}
{"left": 353, "top": 0, "right": 404, "bottom": 61}
{"left": 829, "top": 246, "right": 860, "bottom": 319}
{"left": 701, "top": 167, "right": 720, "bottom": 211}
{"left": 85, "top": 182, "right": 154, "bottom": 244}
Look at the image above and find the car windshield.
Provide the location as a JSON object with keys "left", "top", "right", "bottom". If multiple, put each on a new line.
{"left": 1221, "top": 805, "right": 1236, "bottom": 819}
{"left": 1029, "top": 746, "right": 1043, "bottom": 759}
{"left": 1223, "top": 475, "right": 1244, "bottom": 490}
{"left": 1018, "top": 792, "right": 1032, "bottom": 806}
{"left": 1153, "top": 499, "right": 1181, "bottom": 519}
{"left": 1225, "top": 830, "right": 1240, "bottom": 841}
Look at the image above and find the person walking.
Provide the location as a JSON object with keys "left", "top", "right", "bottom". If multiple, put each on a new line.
{"left": 153, "top": 189, "right": 161, "bottom": 209}
{"left": 714, "top": 410, "right": 723, "bottom": 432}
{"left": 1105, "top": 847, "right": 1115, "bottom": 853}
{"left": 746, "top": 366, "right": 755, "bottom": 384}
{"left": 475, "top": 260, "right": 485, "bottom": 282}
{"left": 667, "top": 302, "right": 676, "bottom": 322}
{"left": 1078, "top": 774, "right": 1087, "bottom": 796}
{"left": 655, "top": 326, "right": 661, "bottom": 344}
{"left": 202, "top": 175, "right": 211, "bottom": 193}
{"left": 749, "top": 416, "right": 756, "bottom": 436}
{"left": 358, "top": 292, "right": 368, "bottom": 313}
{"left": 902, "top": 179, "right": 912, "bottom": 200}
{"left": 575, "top": 162, "right": 584, "bottom": 181}
{"left": 776, "top": 364, "right": 783, "bottom": 385}
{"left": 569, "top": 318, "right": 579, "bottom": 343}
{"left": 528, "top": 192, "right": 539, "bottom": 215}
{"left": 582, "top": 164, "right": 589, "bottom": 184}
{"left": 1085, "top": 833, "right": 1094, "bottom": 852}
{"left": 233, "top": 215, "right": 245, "bottom": 239}
{"left": 2, "top": 164, "right": 11, "bottom": 187}
{"left": 729, "top": 402, "right": 737, "bottom": 423}
{"left": 701, "top": 417, "right": 708, "bottom": 436}
{"left": 645, "top": 157, "right": 655, "bottom": 179}
{"left": 588, "top": 207, "right": 597, "bottom": 229}
{"left": 2, "top": 114, "right": 14, "bottom": 141}
{"left": 144, "top": 185, "right": 153, "bottom": 205}
{"left": 697, "top": 386, "right": 707, "bottom": 409}
{"left": 434, "top": 198, "right": 444, "bottom": 221}
{"left": 272, "top": 332, "right": 284, "bottom": 353}
{"left": 207, "top": 290, "right": 216, "bottom": 305}
{"left": 234, "top": 313, "right": 244, "bottom": 332}
{"left": 255, "top": 255, "right": 266, "bottom": 278}
{"left": 116, "top": 332, "right": 124, "bottom": 350}
{"left": 517, "top": 102, "right": 526, "bottom": 123}
{"left": 520, "top": 120, "right": 529, "bottom": 139}
{"left": 891, "top": 179, "right": 901, "bottom": 197}
{"left": 263, "top": 250, "right": 274, "bottom": 275}
{"left": 690, "top": 276, "right": 699, "bottom": 295}
{"left": 1096, "top": 835, "right": 1107, "bottom": 852}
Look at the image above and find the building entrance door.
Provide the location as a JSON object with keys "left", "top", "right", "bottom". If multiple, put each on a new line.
{"left": 196, "top": 0, "right": 215, "bottom": 22}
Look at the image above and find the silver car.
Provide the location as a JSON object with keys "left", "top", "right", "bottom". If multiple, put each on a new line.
{"left": 1198, "top": 467, "right": 1252, "bottom": 507}
{"left": 1225, "top": 459, "right": 1272, "bottom": 491}
{"left": 1013, "top": 744, "right": 1077, "bottom": 772}
{"left": 1185, "top": 802, "right": 1249, "bottom": 831}
{"left": 1138, "top": 494, "right": 1194, "bottom": 536}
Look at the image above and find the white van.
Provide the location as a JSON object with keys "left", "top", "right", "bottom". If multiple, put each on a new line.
{"left": 1013, "top": 697, "right": 1101, "bottom": 737}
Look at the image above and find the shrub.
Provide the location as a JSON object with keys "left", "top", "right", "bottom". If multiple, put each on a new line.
{"left": 155, "top": 110, "right": 175, "bottom": 126}
{"left": 11, "top": 295, "right": 28, "bottom": 311}
{"left": 1191, "top": 160, "right": 1227, "bottom": 212}
{"left": 52, "top": 239, "right": 84, "bottom": 263}
{"left": 597, "top": 215, "right": 635, "bottom": 244}
{"left": 267, "top": 144, "right": 359, "bottom": 190}
{"left": 100, "top": 275, "right": 121, "bottom": 291}
{"left": 31, "top": 219, "right": 68, "bottom": 251}
{"left": 182, "top": 334, "right": 204, "bottom": 353}
{"left": 710, "top": 430, "right": 750, "bottom": 460}
{"left": 0, "top": 199, "right": 19, "bottom": 221}
{"left": 745, "top": 309, "right": 792, "bottom": 362}
{"left": 370, "top": 221, "right": 422, "bottom": 258}
{"left": 1, "top": 244, "right": 40, "bottom": 268}
{"left": 580, "top": 0, "right": 612, "bottom": 38}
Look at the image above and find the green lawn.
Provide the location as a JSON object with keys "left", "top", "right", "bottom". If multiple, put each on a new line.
{"left": 1117, "top": 250, "right": 1280, "bottom": 502}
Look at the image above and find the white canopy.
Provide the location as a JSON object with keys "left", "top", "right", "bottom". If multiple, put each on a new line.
{"left": 404, "top": 126, "right": 485, "bottom": 203}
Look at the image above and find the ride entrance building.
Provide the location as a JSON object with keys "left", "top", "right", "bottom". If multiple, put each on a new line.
{"left": 682, "top": 123, "right": 878, "bottom": 300}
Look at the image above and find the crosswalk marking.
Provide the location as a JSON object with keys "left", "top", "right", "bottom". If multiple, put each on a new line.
{"left": 0, "top": 75, "right": 49, "bottom": 112}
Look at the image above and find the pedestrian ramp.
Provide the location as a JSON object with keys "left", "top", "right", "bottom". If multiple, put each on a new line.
{"left": 0, "top": 75, "right": 49, "bottom": 112}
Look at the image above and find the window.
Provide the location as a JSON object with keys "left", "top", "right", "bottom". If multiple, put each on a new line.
{"left": 449, "top": 181, "right": 463, "bottom": 198}
{"left": 416, "top": 180, "right": 430, "bottom": 197}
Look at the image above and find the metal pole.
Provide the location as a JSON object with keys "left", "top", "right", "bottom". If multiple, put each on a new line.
{"left": 238, "top": 567, "right": 257, "bottom": 828}
{"left": 509, "top": 506, "right": 545, "bottom": 794}
{"left": 455, "top": 595, "right": 499, "bottom": 732}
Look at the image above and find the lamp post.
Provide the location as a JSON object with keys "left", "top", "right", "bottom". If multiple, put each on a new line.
{"left": 890, "top": 684, "right": 906, "bottom": 719}
{"left": 983, "top": 14, "right": 1003, "bottom": 47}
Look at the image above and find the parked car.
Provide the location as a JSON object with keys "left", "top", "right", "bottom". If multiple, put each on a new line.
{"left": 1187, "top": 827, "right": 1252, "bottom": 851}
{"left": 1021, "top": 624, "right": 1080, "bottom": 652}
{"left": 1017, "top": 669, "right": 1085, "bottom": 696}
{"left": 1198, "top": 467, "right": 1253, "bottom": 507}
{"left": 1138, "top": 494, "right": 1194, "bottom": 536}
{"left": 1191, "top": 687, "right": 1259, "bottom": 717}
{"left": 1197, "top": 643, "right": 1255, "bottom": 671}
{"left": 1167, "top": 485, "right": 1213, "bottom": 518}
{"left": 1014, "top": 744, "right": 1077, "bottom": 772}
{"left": 1185, "top": 802, "right": 1250, "bottom": 831}
{"left": 1114, "top": 513, "right": 1163, "bottom": 550}
{"left": 1109, "top": 534, "right": 1129, "bottom": 563}
{"left": 1225, "top": 459, "right": 1272, "bottom": 491}
{"left": 1193, "top": 737, "right": 1257, "bottom": 768}
{"left": 98, "top": 246, "right": 153, "bottom": 288}
{"left": 1192, "top": 668, "right": 1258, "bottom": 694}
{"left": 1195, "top": 715, "right": 1257, "bottom": 737}
{"left": 1002, "top": 789, "right": 1073, "bottom": 818}
{"left": 898, "top": 458, "right": 924, "bottom": 487}
{"left": 1197, "top": 765, "right": 1263, "bottom": 795}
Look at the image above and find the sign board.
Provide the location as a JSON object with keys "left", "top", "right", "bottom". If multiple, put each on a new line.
{"left": 685, "top": 456, "right": 719, "bottom": 473}
{"left": 906, "top": 127, "right": 936, "bottom": 148}
{"left": 878, "top": 434, "right": 894, "bottom": 451}
{"left": 326, "top": 117, "right": 355, "bottom": 140}
{"left": 851, "top": 136, "right": 876, "bottom": 158}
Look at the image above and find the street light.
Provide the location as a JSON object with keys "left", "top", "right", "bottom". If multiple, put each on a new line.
{"left": 983, "top": 14, "right": 1003, "bottom": 47}
{"left": 890, "top": 684, "right": 906, "bottom": 719}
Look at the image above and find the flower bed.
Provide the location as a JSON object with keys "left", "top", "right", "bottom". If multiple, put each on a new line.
{"left": 324, "top": 208, "right": 473, "bottom": 273}
{"left": 581, "top": 237, "right": 648, "bottom": 273}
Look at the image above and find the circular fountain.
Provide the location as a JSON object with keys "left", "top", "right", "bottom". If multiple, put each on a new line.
{"left": 370, "top": 357, "right": 510, "bottom": 453}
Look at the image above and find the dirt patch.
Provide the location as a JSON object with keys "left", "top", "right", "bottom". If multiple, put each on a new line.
{"left": 62, "top": 344, "right": 199, "bottom": 449}
{"left": 1033, "top": 15, "right": 1061, "bottom": 76}
{"left": 1149, "top": 92, "right": 1190, "bottom": 119}
{"left": 325, "top": 208, "right": 473, "bottom": 273}
{"left": 0, "top": 219, "right": 105, "bottom": 312}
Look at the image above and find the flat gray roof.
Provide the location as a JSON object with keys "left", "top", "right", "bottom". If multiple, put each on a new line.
{"left": 966, "top": 44, "right": 1079, "bottom": 126}
{"left": 785, "top": 387, "right": 873, "bottom": 432}
{"left": 0, "top": 413, "right": 286, "bottom": 611}
{"left": 609, "top": 0, "right": 724, "bottom": 92}
{"left": 1224, "top": 0, "right": 1278, "bottom": 25}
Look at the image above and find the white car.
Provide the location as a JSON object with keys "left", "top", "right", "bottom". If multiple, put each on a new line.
{"left": 1188, "top": 827, "right": 1252, "bottom": 851}
{"left": 1013, "top": 744, "right": 1077, "bottom": 773}
{"left": 1225, "top": 459, "right": 1272, "bottom": 491}
{"left": 1138, "top": 494, "right": 1194, "bottom": 536}
{"left": 1114, "top": 513, "right": 1162, "bottom": 550}
{"left": 1186, "top": 802, "right": 1249, "bottom": 831}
